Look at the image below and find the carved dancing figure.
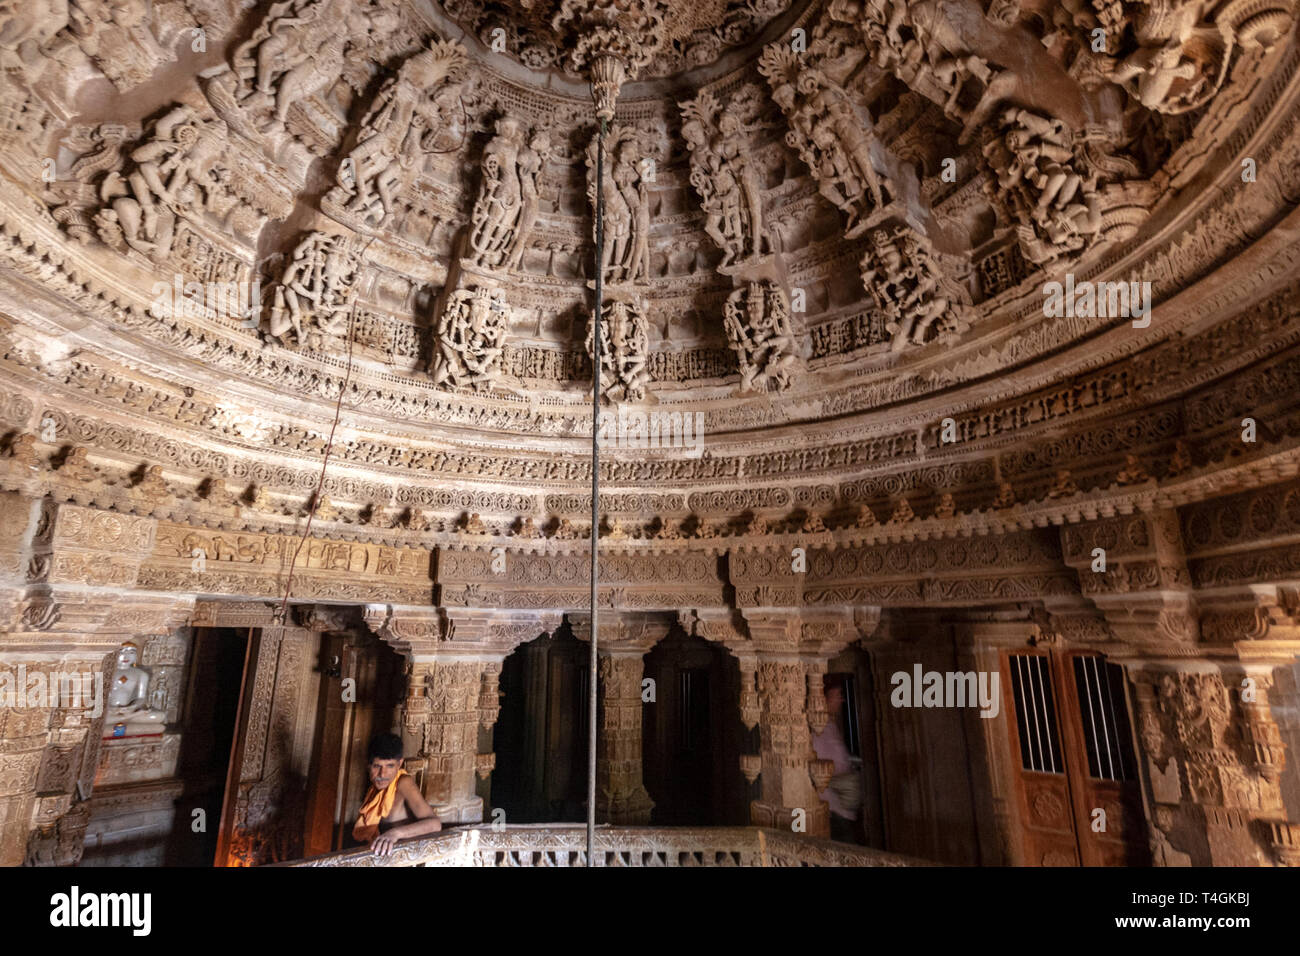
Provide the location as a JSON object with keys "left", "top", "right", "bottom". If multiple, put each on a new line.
{"left": 723, "top": 282, "right": 799, "bottom": 391}
{"left": 267, "top": 232, "right": 361, "bottom": 344}
{"left": 431, "top": 287, "right": 509, "bottom": 391}
{"left": 587, "top": 298, "right": 649, "bottom": 402}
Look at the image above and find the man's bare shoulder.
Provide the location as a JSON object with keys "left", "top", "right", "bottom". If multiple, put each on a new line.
{"left": 396, "top": 773, "right": 421, "bottom": 798}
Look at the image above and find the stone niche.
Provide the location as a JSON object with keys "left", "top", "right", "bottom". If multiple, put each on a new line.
{"left": 82, "top": 631, "right": 192, "bottom": 866}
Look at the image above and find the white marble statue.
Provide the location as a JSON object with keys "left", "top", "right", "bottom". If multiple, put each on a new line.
{"left": 105, "top": 641, "right": 167, "bottom": 737}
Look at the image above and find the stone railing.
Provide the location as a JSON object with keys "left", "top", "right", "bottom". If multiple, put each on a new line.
{"left": 277, "top": 825, "right": 928, "bottom": 867}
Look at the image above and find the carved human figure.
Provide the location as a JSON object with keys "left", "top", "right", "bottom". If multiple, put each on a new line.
{"left": 1110, "top": 40, "right": 1202, "bottom": 111}
{"left": 587, "top": 297, "right": 649, "bottom": 402}
{"left": 333, "top": 40, "right": 467, "bottom": 226}
{"left": 246, "top": 0, "right": 329, "bottom": 96}
{"left": 206, "top": 0, "right": 383, "bottom": 142}
{"left": 105, "top": 641, "right": 167, "bottom": 736}
{"left": 724, "top": 282, "right": 799, "bottom": 392}
{"left": 272, "top": 24, "right": 347, "bottom": 125}
{"left": 761, "top": 53, "right": 893, "bottom": 234}
{"left": 983, "top": 107, "right": 1113, "bottom": 264}
{"left": 679, "top": 89, "right": 768, "bottom": 266}
{"left": 267, "top": 232, "right": 362, "bottom": 344}
{"left": 0, "top": 0, "right": 69, "bottom": 73}
{"left": 431, "top": 287, "right": 509, "bottom": 391}
{"left": 818, "top": 80, "right": 890, "bottom": 212}
{"left": 681, "top": 115, "right": 733, "bottom": 258}
{"left": 95, "top": 105, "right": 228, "bottom": 260}
{"left": 587, "top": 125, "right": 650, "bottom": 285}
{"left": 468, "top": 117, "right": 527, "bottom": 268}
{"left": 508, "top": 128, "right": 552, "bottom": 269}
{"left": 860, "top": 225, "right": 971, "bottom": 349}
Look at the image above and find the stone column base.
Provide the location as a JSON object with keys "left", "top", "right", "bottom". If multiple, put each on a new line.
{"left": 599, "top": 785, "right": 654, "bottom": 825}
{"left": 434, "top": 794, "right": 483, "bottom": 825}
{"left": 751, "top": 798, "right": 829, "bottom": 837}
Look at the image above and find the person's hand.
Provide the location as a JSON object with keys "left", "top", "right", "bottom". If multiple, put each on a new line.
{"left": 370, "top": 830, "right": 401, "bottom": 857}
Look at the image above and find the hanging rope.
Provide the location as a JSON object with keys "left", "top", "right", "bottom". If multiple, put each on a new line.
{"left": 276, "top": 238, "right": 374, "bottom": 628}
{"left": 586, "top": 116, "right": 607, "bottom": 866}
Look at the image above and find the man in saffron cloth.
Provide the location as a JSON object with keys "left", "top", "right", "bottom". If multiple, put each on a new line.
{"left": 353, "top": 732, "right": 443, "bottom": 856}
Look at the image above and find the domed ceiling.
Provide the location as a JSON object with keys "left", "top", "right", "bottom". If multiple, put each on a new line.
{"left": 1, "top": 0, "right": 1299, "bottom": 547}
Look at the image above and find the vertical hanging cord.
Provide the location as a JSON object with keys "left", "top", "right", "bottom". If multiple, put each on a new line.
{"left": 277, "top": 238, "right": 373, "bottom": 627}
{"left": 587, "top": 116, "right": 607, "bottom": 866}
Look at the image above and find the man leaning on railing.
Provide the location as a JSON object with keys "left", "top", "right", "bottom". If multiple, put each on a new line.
{"left": 352, "top": 732, "right": 443, "bottom": 856}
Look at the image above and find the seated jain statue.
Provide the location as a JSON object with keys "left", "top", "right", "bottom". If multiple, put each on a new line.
{"left": 104, "top": 641, "right": 167, "bottom": 738}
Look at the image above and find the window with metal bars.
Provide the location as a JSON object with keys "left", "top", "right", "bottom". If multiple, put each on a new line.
{"left": 1071, "top": 656, "right": 1137, "bottom": 782}
{"left": 1009, "top": 654, "right": 1063, "bottom": 773}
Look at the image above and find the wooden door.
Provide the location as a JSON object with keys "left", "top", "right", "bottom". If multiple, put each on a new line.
{"left": 303, "top": 631, "right": 403, "bottom": 855}
{"left": 1001, "top": 649, "right": 1148, "bottom": 866}
{"left": 1056, "top": 651, "right": 1148, "bottom": 865}
{"left": 1002, "top": 649, "right": 1080, "bottom": 866}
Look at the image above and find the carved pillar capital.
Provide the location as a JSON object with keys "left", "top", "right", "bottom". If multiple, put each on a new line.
{"left": 568, "top": 610, "right": 669, "bottom": 655}
{"left": 1197, "top": 585, "right": 1300, "bottom": 651}
{"left": 1062, "top": 511, "right": 1200, "bottom": 647}
{"left": 367, "top": 605, "right": 560, "bottom": 661}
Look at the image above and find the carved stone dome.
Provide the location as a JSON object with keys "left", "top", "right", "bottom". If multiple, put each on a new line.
{"left": 1, "top": 0, "right": 1299, "bottom": 552}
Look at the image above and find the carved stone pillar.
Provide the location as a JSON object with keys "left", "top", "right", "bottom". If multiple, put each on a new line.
{"left": 407, "top": 655, "right": 484, "bottom": 824}
{"left": 0, "top": 688, "right": 51, "bottom": 866}
{"left": 595, "top": 653, "right": 654, "bottom": 823}
{"left": 736, "top": 608, "right": 853, "bottom": 838}
{"left": 569, "top": 611, "right": 666, "bottom": 825}
{"left": 370, "top": 605, "right": 560, "bottom": 824}
{"left": 1128, "top": 660, "right": 1287, "bottom": 866}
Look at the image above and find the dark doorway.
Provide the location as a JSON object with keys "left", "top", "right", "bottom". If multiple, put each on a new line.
{"left": 492, "top": 625, "right": 588, "bottom": 822}
{"left": 642, "top": 629, "right": 747, "bottom": 825}
{"left": 164, "top": 627, "right": 249, "bottom": 866}
{"left": 829, "top": 646, "right": 886, "bottom": 848}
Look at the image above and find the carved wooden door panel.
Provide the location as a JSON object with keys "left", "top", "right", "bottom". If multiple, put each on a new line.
{"left": 1002, "top": 649, "right": 1080, "bottom": 866}
{"left": 1002, "top": 649, "right": 1150, "bottom": 866}
{"left": 1056, "top": 651, "right": 1149, "bottom": 866}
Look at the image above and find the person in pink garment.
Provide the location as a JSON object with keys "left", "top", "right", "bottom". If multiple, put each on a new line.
{"left": 812, "top": 677, "right": 861, "bottom": 843}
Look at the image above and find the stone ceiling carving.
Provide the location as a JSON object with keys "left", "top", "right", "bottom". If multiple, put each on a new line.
{"left": 0, "top": 0, "right": 1297, "bottom": 541}
{"left": 440, "top": 0, "right": 798, "bottom": 79}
